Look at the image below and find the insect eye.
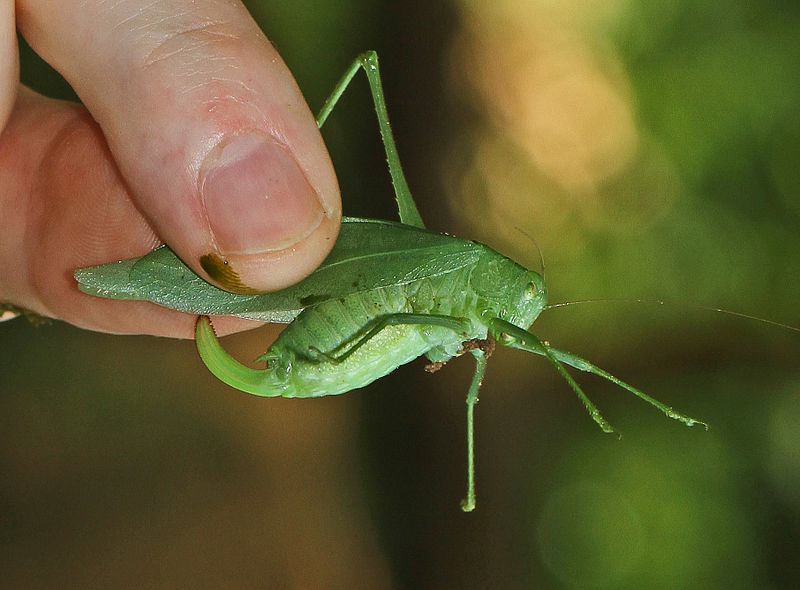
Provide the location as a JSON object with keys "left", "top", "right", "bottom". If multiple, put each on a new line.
{"left": 524, "top": 282, "right": 538, "bottom": 300}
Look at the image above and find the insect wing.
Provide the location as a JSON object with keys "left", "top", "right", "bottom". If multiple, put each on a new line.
{"left": 74, "top": 218, "right": 482, "bottom": 321}
{"left": 74, "top": 247, "right": 298, "bottom": 323}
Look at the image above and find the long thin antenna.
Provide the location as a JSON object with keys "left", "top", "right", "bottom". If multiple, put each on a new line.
{"left": 513, "top": 226, "right": 546, "bottom": 282}
{"left": 545, "top": 298, "right": 800, "bottom": 334}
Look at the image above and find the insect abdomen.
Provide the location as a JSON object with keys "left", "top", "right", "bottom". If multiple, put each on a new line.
{"left": 269, "top": 268, "right": 482, "bottom": 397}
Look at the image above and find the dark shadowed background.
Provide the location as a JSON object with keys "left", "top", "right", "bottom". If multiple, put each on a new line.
{"left": 2, "top": 1, "right": 799, "bottom": 588}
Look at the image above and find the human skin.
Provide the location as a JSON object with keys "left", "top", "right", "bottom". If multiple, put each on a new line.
{"left": 0, "top": 0, "right": 342, "bottom": 337}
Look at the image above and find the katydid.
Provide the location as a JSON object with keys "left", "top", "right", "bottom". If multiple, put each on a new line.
{"left": 75, "top": 51, "right": 708, "bottom": 512}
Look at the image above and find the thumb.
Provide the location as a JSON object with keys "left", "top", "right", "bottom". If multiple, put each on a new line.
{"left": 18, "top": 0, "right": 341, "bottom": 293}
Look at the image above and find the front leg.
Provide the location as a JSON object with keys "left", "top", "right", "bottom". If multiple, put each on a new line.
{"left": 489, "top": 318, "right": 706, "bottom": 430}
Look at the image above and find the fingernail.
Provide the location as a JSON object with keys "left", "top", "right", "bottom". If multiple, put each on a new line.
{"left": 199, "top": 253, "right": 260, "bottom": 295}
{"left": 200, "top": 133, "right": 325, "bottom": 255}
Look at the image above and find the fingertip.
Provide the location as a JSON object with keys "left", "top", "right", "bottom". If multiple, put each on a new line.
{"left": 196, "top": 130, "right": 341, "bottom": 293}
{"left": 199, "top": 209, "right": 341, "bottom": 294}
{"left": 16, "top": 0, "right": 345, "bottom": 296}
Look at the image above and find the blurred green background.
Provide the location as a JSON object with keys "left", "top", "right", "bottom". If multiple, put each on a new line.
{"left": 2, "top": 0, "right": 799, "bottom": 588}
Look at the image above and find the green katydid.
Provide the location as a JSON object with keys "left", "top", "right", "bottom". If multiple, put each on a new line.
{"left": 75, "top": 51, "right": 708, "bottom": 512}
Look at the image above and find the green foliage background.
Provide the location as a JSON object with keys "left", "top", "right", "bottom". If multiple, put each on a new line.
{"left": 2, "top": 1, "right": 799, "bottom": 588}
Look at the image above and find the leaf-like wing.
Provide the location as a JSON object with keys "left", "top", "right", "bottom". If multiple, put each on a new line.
{"left": 74, "top": 218, "right": 483, "bottom": 323}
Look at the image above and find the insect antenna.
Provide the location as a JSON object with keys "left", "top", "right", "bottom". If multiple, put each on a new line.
{"left": 544, "top": 298, "right": 800, "bottom": 334}
{"left": 513, "top": 226, "right": 546, "bottom": 281}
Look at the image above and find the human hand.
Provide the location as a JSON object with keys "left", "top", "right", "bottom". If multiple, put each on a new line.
{"left": 0, "top": 0, "right": 341, "bottom": 337}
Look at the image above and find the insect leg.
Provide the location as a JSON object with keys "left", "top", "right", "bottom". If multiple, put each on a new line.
{"left": 461, "top": 348, "right": 488, "bottom": 513}
{"left": 545, "top": 347, "right": 708, "bottom": 429}
{"left": 308, "top": 313, "right": 472, "bottom": 364}
{"left": 316, "top": 51, "right": 425, "bottom": 228}
{"left": 489, "top": 318, "right": 617, "bottom": 434}
{"left": 490, "top": 318, "right": 707, "bottom": 430}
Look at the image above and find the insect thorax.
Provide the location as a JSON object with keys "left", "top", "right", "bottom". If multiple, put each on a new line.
{"left": 468, "top": 248, "right": 547, "bottom": 330}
